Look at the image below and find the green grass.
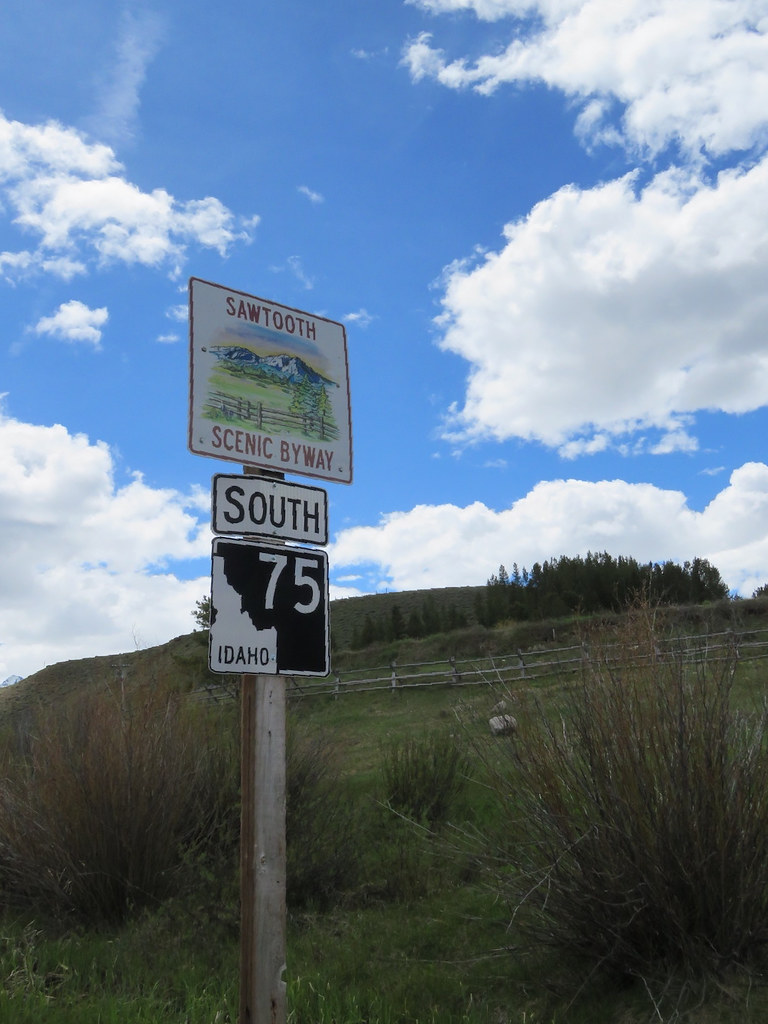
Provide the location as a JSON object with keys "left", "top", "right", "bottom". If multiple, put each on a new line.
{"left": 3, "top": 601, "right": 768, "bottom": 1021}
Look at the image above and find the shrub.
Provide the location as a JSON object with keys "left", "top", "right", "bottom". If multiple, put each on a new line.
{"left": 479, "top": 608, "right": 768, "bottom": 984}
{"left": 380, "top": 730, "right": 471, "bottom": 827}
{"left": 0, "top": 684, "right": 236, "bottom": 923}
{"left": 0, "top": 690, "right": 367, "bottom": 920}
{"left": 285, "top": 724, "right": 362, "bottom": 907}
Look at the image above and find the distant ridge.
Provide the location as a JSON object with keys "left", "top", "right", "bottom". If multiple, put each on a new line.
{"left": 211, "top": 346, "right": 336, "bottom": 388}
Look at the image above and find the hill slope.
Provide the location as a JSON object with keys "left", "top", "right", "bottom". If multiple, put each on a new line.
{"left": 2, "top": 590, "right": 766, "bottom": 729}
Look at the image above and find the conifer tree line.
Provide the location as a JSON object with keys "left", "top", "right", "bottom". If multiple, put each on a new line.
{"left": 341, "top": 552, "right": 743, "bottom": 650}
{"left": 348, "top": 593, "right": 469, "bottom": 650}
{"left": 475, "top": 552, "right": 730, "bottom": 628}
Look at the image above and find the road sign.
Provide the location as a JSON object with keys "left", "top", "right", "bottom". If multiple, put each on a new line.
{"left": 189, "top": 277, "right": 352, "bottom": 483}
{"left": 212, "top": 474, "right": 328, "bottom": 545}
{"left": 209, "top": 537, "right": 329, "bottom": 676}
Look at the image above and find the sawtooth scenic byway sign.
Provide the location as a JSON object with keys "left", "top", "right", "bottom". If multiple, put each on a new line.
{"left": 188, "top": 277, "right": 353, "bottom": 484}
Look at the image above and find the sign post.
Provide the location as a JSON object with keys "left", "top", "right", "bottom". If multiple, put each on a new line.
{"left": 189, "top": 278, "right": 351, "bottom": 1024}
{"left": 239, "top": 665, "right": 286, "bottom": 1024}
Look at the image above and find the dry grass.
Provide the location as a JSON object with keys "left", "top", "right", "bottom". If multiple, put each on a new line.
{"left": 0, "top": 682, "right": 236, "bottom": 922}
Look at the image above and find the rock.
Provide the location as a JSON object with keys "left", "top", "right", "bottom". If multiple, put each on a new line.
{"left": 489, "top": 714, "right": 517, "bottom": 736}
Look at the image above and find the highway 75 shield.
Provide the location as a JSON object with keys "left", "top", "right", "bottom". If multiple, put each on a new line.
{"left": 209, "top": 537, "right": 329, "bottom": 676}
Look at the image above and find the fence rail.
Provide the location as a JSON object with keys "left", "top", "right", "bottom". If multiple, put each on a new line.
{"left": 188, "top": 625, "right": 768, "bottom": 706}
{"left": 204, "top": 390, "right": 337, "bottom": 441}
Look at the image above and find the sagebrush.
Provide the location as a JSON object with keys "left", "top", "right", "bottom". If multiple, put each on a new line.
{"left": 380, "top": 729, "right": 471, "bottom": 826}
{"left": 477, "top": 608, "right": 768, "bottom": 985}
{"left": 0, "top": 684, "right": 236, "bottom": 922}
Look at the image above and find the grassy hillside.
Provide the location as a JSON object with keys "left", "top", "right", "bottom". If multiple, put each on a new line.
{"left": 328, "top": 584, "right": 485, "bottom": 648}
{"left": 3, "top": 590, "right": 767, "bottom": 729}
{"left": 0, "top": 630, "right": 212, "bottom": 726}
{"left": 1, "top": 594, "right": 768, "bottom": 1021}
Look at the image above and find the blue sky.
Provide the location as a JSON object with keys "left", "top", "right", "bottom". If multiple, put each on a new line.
{"left": 1, "top": 0, "right": 768, "bottom": 679}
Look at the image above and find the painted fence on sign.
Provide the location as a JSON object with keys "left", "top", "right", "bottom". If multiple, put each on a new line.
{"left": 204, "top": 390, "right": 337, "bottom": 441}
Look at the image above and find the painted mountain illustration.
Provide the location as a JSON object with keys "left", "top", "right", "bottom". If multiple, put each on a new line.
{"left": 211, "top": 346, "right": 337, "bottom": 388}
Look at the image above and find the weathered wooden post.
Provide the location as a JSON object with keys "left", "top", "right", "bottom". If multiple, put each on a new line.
{"left": 240, "top": 672, "right": 287, "bottom": 1024}
{"left": 239, "top": 465, "right": 287, "bottom": 1024}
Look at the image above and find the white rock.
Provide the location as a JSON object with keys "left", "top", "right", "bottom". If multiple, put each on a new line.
{"left": 489, "top": 714, "right": 517, "bottom": 736}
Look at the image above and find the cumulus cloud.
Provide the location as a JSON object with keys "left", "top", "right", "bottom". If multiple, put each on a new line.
{"left": 0, "top": 109, "right": 253, "bottom": 281}
{"left": 435, "top": 159, "right": 768, "bottom": 452}
{"left": 330, "top": 463, "right": 768, "bottom": 598}
{"left": 403, "top": 1, "right": 768, "bottom": 160}
{"left": 401, "top": 2, "right": 768, "bottom": 455}
{"left": 33, "top": 300, "right": 108, "bottom": 347}
{"left": 4, "top": 402, "right": 766, "bottom": 679}
{"left": 0, "top": 410, "right": 211, "bottom": 679}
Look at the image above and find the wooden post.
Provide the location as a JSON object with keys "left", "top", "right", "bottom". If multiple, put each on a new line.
{"left": 240, "top": 672, "right": 287, "bottom": 1024}
{"left": 240, "top": 463, "right": 287, "bottom": 1024}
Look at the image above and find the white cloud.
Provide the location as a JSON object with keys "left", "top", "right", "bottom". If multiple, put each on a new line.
{"left": 166, "top": 303, "right": 189, "bottom": 322}
{"left": 0, "top": 109, "right": 250, "bottom": 281}
{"left": 343, "top": 308, "right": 375, "bottom": 328}
{"left": 286, "top": 255, "right": 315, "bottom": 290}
{"left": 402, "top": 3, "right": 768, "bottom": 457}
{"left": 403, "top": 2, "right": 768, "bottom": 160}
{"left": 32, "top": 299, "right": 108, "bottom": 347}
{"left": 435, "top": 158, "right": 768, "bottom": 452}
{"left": 0, "top": 250, "right": 33, "bottom": 279}
{"left": 84, "top": 9, "right": 166, "bottom": 144}
{"left": 0, "top": 410, "right": 211, "bottom": 679}
{"left": 330, "top": 463, "right": 768, "bottom": 598}
{"left": 0, "top": 109, "right": 118, "bottom": 180}
{"left": 297, "top": 185, "right": 325, "bottom": 204}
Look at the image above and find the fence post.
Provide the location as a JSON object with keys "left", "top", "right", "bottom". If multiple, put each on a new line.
{"left": 517, "top": 648, "right": 526, "bottom": 680}
{"left": 390, "top": 660, "right": 398, "bottom": 694}
{"left": 449, "top": 655, "right": 460, "bottom": 686}
{"left": 581, "top": 641, "right": 591, "bottom": 668}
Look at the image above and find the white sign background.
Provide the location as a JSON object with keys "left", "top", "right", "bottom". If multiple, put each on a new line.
{"left": 212, "top": 474, "right": 328, "bottom": 545}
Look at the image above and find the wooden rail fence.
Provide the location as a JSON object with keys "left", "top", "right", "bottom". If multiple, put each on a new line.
{"left": 189, "top": 626, "right": 768, "bottom": 706}
{"left": 204, "top": 390, "right": 337, "bottom": 441}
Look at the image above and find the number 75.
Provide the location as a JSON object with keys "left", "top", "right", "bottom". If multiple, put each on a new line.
{"left": 259, "top": 552, "right": 321, "bottom": 613}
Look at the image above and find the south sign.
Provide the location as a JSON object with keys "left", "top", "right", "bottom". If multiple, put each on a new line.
{"left": 212, "top": 474, "right": 328, "bottom": 545}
